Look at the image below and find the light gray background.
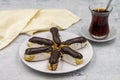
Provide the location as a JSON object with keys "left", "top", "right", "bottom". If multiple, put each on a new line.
{"left": 0, "top": 0, "right": 120, "bottom": 80}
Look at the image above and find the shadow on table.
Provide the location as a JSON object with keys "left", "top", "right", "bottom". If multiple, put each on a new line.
{"left": 89, "top": 38, "right": 116, "bottom": 47}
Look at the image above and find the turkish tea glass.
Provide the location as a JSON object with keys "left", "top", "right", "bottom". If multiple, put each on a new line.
{"left": 89, "top": 5, "right": 113, "bottom": 39}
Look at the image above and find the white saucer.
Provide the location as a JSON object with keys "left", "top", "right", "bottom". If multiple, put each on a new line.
{"left": 80, "top": 26, "right": 117, "bottom": 42}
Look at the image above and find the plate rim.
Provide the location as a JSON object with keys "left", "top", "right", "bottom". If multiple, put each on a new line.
{"left": 19, "top": 31, "right": 94, "bottom": 74}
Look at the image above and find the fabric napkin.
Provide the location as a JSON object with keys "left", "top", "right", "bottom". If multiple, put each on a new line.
{"left": 22, "top": 9, "right": 80, "bottom": 35}
{"left": 0, "top": 9, "right": 80, "bottom": 50}
{"left": 0, "top": 9, "right": 39, "bottom": 50}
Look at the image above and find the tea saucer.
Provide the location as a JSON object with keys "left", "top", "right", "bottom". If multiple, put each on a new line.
{"left": 80, "top": 26, "right": 117, "bottom": 42}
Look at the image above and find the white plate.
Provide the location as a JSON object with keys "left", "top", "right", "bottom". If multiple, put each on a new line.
{"left": 80, "top": 26, "right": 117, "bottom": 42}
{"left": 19, "top": 31, "right": 93, "bottom": 74}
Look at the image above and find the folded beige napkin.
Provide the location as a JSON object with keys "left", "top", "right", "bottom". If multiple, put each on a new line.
{"left": 22, "top": 9, "right": 80, "bottom": 35}
{"left": 0, "top": 9, "right": 80, "bottom": 50}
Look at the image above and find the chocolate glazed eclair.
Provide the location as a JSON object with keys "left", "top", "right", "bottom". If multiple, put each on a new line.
{"left": 24, "top": 46, "right": 53, "bottom": 61}
{"left": 28, "top": 37, "right": 54, "bottom": 47}
{"left": 48, "top": 50, "right": 61, "bottom": 71}
{"left": 50, "top": 27, "right": 61, "bottom": 47}
{"left": 62, "top": 37, "right": 87, "bottom": 50}
{"left": 62, "top": 37, "right": 87, "bottom": 45}
{"left": 60, "top": 46, "right": 83, "bottom": 65}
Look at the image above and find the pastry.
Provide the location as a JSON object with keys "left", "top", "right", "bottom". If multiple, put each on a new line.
{"left": 50, "top": 27, "right": 61, "bottom": 47}
{"left": 62, "top": 37, "right": 87, "bottom": 50}
{"left": 28, "top": 37, "right": 54, "bottom": 47}
{"left": 60, "top": 46, "right": 83, "bottom": 65}
{"left": 24, "top": 27, "right": 86, "bottom": 71}
{"left": 24, "top": 46, "right": 53, "bottom": 61}
{"left": 48, "top": 49, "right": 61, "bottom": 71}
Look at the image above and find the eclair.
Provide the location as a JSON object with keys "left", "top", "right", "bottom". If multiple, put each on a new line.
{"left": 50, "top": 27, "right": 61, "bottom": 47}
{"left": 60, "top": 46, "right": 83, "bottom": 65}
{"left": 48, "top": 50, "right": 61, "bottom": 71}
{"left": 28, "top": 37, "right": 54, "bottom": 47}
{"left": 24, "top": 46, "right": 53, "bottom": 61}
{"left": 62, "top": 37, "right": 87, "bottom": 50}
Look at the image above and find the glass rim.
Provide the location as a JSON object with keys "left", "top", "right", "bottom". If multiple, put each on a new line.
{"left": 89, "top": 5, "right": 113, "bottom": 12}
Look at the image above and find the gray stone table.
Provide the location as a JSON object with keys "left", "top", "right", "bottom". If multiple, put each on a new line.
{"left": 0, "top": 0, "right": 120, "bottom": 80}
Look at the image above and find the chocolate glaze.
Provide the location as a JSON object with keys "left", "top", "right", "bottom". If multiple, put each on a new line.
{"left": 62, "top": 37, "right": 87, "bottom": 45}
{"left": 60, "top": 46, "right": 83, "bottom": 58}
{"left": 49, "top": 50, "right": 61, "bottom": 64}
{"left": 25, "top": 46, "right": 53, "bottom": 55}
{"left": 50, "top": 27, "right": 61, "bottom": 46}
{"left": 29, "top": 37, "right": 53, "bottom": 45}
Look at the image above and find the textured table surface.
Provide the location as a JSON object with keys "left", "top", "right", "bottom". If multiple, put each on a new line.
{"left": 0, "top": 0, "right": 120, "bottom": 80}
